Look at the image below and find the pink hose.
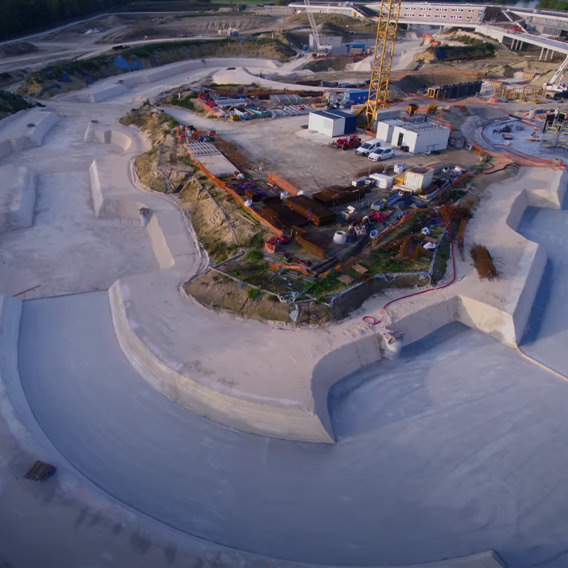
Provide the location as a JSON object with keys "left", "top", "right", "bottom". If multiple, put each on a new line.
{"left": 362, "top": 220, "right": 456, "bottom": 326}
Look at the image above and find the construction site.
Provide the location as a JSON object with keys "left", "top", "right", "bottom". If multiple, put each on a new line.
{"left": 3, "top": 1, "right": 568, "bottom": 568}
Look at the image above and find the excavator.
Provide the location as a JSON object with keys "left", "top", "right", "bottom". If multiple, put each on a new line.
{"left": 420, "top": 33, "right": 440, "bottom": 47}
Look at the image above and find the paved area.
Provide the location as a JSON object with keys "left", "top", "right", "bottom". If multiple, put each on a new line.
{"left": 0, "top": 104, "right": 157, "bottom": 300}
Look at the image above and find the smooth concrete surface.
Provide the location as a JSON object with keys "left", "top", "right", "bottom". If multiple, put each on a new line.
{"left": 19, "top": 291, "right": 568, "bottom": 567}
{"left": 0, "top": 296, "right": 511, "bottom": 568}
{"left": 0, "top": 104, "right": 158, "bottom": 300}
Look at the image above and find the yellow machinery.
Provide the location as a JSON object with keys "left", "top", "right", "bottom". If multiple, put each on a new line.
{"left": 495, "top": 85, "right": 545, "bottom": 104}
{"left": 363, "top": 0, "right": 402, "bottom": 129}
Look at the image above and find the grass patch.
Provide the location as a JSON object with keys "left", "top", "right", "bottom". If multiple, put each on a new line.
{"left": 431, "top": 235, "right": 450, "bottom": 284}
{"left": 0, "top": 90, "right": 34, "bottom": 118}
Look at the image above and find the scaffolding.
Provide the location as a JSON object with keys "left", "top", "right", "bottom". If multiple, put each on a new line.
{"left": 363, "top": 0, "right": 402, "bottom": 129}
{"left": 495, "top": 85, "right": 545, "bottom": 104}
{"left": 541, "top": 110, "right": 568, "bottom": 152}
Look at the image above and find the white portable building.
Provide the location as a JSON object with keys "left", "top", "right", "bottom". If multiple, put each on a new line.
{"left": 308, "top": 110, "right": 355, "bottom": 137}
{"left": 376, "top": 119, "right": 398, "bottom": 143}
{"left": 391, "top": 122, "right": 450, "bottom": 154}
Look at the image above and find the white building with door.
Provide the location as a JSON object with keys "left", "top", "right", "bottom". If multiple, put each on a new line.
{"left": 376, "top": 119, "right": 450, "bottom": 154}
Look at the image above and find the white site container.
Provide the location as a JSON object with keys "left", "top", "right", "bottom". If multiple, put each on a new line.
{"left": 308, "top": 111, "right": 345, "bottom": 137}
{"left": 404, "top": 167, "right": 434, "bottom": 190}
{"left": 369, "top": 173, "right": 394, "bottom": 189}
{"left": 392, "top": 122, "right": 450, "bottom": 153}
{"left": 376, "top": 120, "right": 397, "bottom": 143}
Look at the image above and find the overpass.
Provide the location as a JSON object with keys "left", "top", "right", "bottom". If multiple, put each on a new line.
{"left": 289, "top": 2, "right": 568, "bottom": 60}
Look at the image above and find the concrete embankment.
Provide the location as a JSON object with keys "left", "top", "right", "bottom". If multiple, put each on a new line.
{"left": 106, "top": 155, "right": 565, "bottom": 445}
{"left": 0, "top": 165, "right": 36, "bottom": 233}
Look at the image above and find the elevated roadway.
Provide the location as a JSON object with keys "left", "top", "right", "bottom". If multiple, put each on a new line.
{"left": 292, "top": 2, "right": 568, "bottom": 59}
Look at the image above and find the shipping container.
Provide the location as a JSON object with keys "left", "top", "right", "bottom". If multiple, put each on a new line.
{"left": 285, "top": 195, "right": 336, "bottom": 226}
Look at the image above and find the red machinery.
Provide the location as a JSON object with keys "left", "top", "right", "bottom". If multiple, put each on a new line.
{"left": 420, "top": 33, "right": 440, "bottom": 47}
{"left": 332, "top": 135, "right": 361, "bottom": 150}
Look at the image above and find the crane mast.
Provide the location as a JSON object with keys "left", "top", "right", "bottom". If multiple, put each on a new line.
{"left": 303, "top": 0, "right": 331, "bottom": 55}
{"left": 364, "top": 0, "right": 402, "bottom": 129}
{"left": 546, "top": 54, "right": 568, "bottom": 94}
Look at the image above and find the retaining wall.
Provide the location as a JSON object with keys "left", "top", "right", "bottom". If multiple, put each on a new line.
{"left": 109, "top": 280, "right": 335, "bottom": 443}
{"left": 0, "top": 296, "right": 23, "bottom": 409}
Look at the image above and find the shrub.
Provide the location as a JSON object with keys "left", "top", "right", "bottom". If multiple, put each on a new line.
{"left": 248, "top": 288, "right": 262, "bottom": 300}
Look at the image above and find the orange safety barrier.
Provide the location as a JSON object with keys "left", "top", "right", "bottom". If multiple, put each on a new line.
{"left": 192, "top": 159, "right": 282, "bottom": 236}
{"left": 268, "top": 263, "right": 311, "bottom": 276}
{"left": 268, "top": 172, "right": 301, "bottom": 196}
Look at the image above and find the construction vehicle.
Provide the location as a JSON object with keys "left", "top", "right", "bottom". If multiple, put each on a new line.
{"left": 360, "top": 0, "right": 403, "bottom": 129}
{"left": 545, "top": 55, "right": 568, "bottom": 98}
{"left": 304, "top": 0, "right": 332, "bottom": 56}
{"left": 420, "top": 33, "right": 440, "bottom": 47}
{"left": 331, "top": 134, "right": 361, "bottom": 150}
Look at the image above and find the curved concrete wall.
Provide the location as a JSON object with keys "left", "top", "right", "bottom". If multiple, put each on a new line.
{"left": 109, "top": 280, "right": 335, "bottom": 443}
{"left": 84, "top": 126, "right": 132, "bottom": 152}
{"left": 0, "top": 296, "right": 23, "bottom": 403}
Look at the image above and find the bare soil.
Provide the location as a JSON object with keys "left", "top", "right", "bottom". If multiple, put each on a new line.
{"left": 98, "top": 14, "right": 278, "bottom": 43}
{"left": 186, "top": 271, "right": 332, "bottom": 325}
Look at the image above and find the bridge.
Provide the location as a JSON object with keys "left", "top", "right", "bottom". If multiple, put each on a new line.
{"left": 289, "top": 1, "right": 568, "bottom": 60}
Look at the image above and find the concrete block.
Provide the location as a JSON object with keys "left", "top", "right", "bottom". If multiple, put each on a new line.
{"left": 0, "top": 166, "right": 36, "bottom": 233}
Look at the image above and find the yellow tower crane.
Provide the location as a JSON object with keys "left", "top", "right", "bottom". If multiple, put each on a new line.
{"left": 362, "top": 0, "right": 402, "bottom": 129}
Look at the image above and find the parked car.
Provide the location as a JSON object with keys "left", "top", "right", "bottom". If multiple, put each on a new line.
{"left": 368, "top": 147, "right": 394, "bottom": 161}
{"left": 356, "top": 139, "right": 382, "bottom": 156}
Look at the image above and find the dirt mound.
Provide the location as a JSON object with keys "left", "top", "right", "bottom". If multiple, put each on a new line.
{"left": 393, "top": 71, "right": 480, "bottom": 94}
{"left": 0, "top": 42, "right": 37, "bottom": 57}
{"left": 99, "top": 14, "right": 275, "bottom": 43}
{"left": 304, "top": 57, "right": 363, "bottom": 73}
{"left": 284, "top": 13, "right": 375, "bottom": 35}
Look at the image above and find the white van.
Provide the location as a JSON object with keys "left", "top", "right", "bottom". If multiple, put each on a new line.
{"left": 356, "top": 139, "right": 382, "bottom": 156}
